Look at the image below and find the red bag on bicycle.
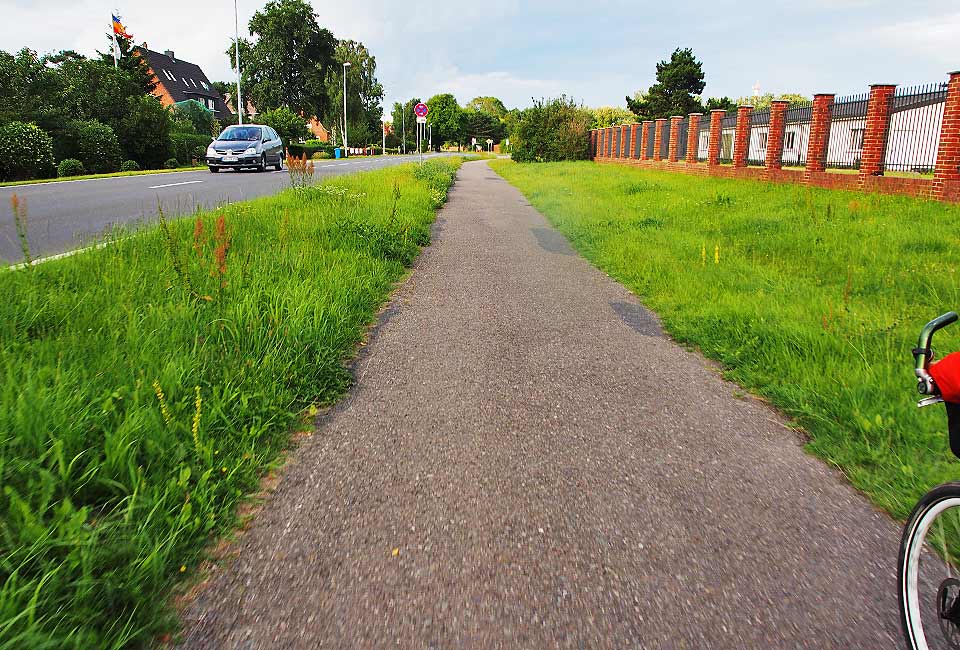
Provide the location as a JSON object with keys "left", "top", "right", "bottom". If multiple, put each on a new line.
{"left": 930, "top": 352, "right": 960, "bottom": 402}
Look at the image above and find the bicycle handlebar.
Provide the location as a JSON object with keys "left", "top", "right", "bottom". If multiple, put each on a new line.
{"left": 915, "top": 311, "right": 959, "bottom": 395}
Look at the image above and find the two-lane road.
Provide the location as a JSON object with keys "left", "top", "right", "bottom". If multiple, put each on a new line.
{"left": 0, "top": 154, "right": 447, "bottom": 263}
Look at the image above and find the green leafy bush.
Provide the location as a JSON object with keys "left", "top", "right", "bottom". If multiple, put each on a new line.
{"left": 259, "top": 106, "right": 309, "bottom": 146}
{"left": 169, "top": 133, "right": 212, "bottom": 165}
{"left": 0, "top": 121, "right": 55, "bottom": 181}
{"left": 170, "top": 99, "right": 216, "bottom": 137}
{"left": 287, "top": 141, "right": 333, "bottom": 159}
{"left": 120, "top": 160, "right": 140, "bottom": 172}
{"left": 512, "top": 96, "right": 591, "bottom": 163}
{"left": 118, "top": 95, "right": 172, "bottom": 169}
{"left": 311, "top": 151, "right": 332, "bottom": 160}
{"left": 67, "top": 120, "right": 122, "bottom": 174}
{"left": 163, "top": 157, "right": 179, "bottom": 169}
{"left": 57, "top": 158, "right": 85, "bottom": 177}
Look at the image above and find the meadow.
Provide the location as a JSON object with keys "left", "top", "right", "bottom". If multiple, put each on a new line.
{"left": 490, "top": 159, "right": 960, "bottom": 523}
{"left": 0, "top": 158, "right": 462, "bottom": 648}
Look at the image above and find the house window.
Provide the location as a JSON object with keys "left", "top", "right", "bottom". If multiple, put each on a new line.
{"left": 850, "top": 127, "right": 864, "bottom": 152}
{"left": 784, "top": 131, "right": 797, "bottom": 150}
{"left": 201, "top": 81, "right": 209, "bottom": 90}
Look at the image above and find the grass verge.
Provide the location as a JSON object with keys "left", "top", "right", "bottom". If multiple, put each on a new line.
{"left": 0, "top": 167, "right": 208, "bottom": 188}
{"left": 0, "top": 158, "right": 463, "bottom": 648}
{"left": 490, "top": 159, "right": 960, "bottom": 521}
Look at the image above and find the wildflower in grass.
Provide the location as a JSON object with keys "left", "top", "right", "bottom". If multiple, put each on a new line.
{"left": 180, "top": 565, "right": 186, "bottom": 573}
{"left": 212, "top": 214, "right": 231, "bottom": 288}
{"left": 700, "top": 244, "right": 706, "bottom": 266}
{"left": 152, "top": 380, "right": 173, "bottom": 426}
{"left": 192, "top": 386, "right": 203, "bottom": 457}
{"left": 10, "top": 193, "right": 31, "bottom": 265}
{"left": 714, "top": 244, "right": 720, "bottom": 265}
{"left": 192, "top": 215, "right": 205, "bottom": 260}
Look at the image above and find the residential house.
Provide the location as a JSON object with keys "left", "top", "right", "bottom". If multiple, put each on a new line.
{"left": 138, "top": 47, "right": 231, "bottom": 118}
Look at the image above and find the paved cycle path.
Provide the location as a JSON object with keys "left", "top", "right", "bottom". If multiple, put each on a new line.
{"left": 180, "top": 161, "right": 902, "bottom": 648}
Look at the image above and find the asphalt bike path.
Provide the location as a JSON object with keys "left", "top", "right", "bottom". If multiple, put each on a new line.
{"left": 179, "top": 160, "right": 904, "bottom": 648}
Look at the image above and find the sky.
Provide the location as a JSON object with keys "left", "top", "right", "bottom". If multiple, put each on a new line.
{"left": 1, "top": 0, "right": 958, "bottom": 116}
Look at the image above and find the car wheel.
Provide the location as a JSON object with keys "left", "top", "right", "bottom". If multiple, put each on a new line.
{"left": 209, "top": 166, "right": 220, "bottom": 173}
{"left": 256, "top": 154, "right": 266, "bottom": 173}
{"left": 274, "top": 155, "right": 284, "bottom": 171}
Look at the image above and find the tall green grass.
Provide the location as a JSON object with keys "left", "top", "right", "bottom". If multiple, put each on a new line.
{"left": 0, "top": 159, "right": 462, "bottom": 648}
{"left": 491, "top": 160, "right": 960, "bottom": 520}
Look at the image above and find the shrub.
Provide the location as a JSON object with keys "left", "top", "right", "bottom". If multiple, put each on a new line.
{"left": 287, "top": 140, "right": 333, "bottom": 159}
{"left": 118, "top": 95, "right": 172, "bottom": 169}
{"left": 120, "top": 160, "right": 140, "bottom": 172}
{"left": 512, "top": 96, "right": 591, "bottom": 163}
{"left": 169, "top": 133, "right": 212, "bottom": 165}
{"left": 163, "top": 158, "right": 179, "bottom": 169}
{"left": 311, "top": 151, "right": 332, "bottom": 160}
{"left": 69, "top": 120, "right": 122, "bottom": 174}
{"left": 57, "top": 158, "right": 85, "bottom": 177}
{"left": 0, "top": 121, "right": 55, "bottom": 181}
{"left": 259, "top": 106, "right": 309, "bottom": 146}
{"left": 170, "top": 99, "right": 216, "bottom": 137}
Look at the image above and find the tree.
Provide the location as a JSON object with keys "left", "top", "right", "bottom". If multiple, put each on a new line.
{"left": 170, "top": 100, "right": 216, "bottom": 136}
{"left": 211, "top": 81, "right": 233, "bottom": 97}
{"left": 590, "top": 106, "right": 637, "bottom": 128}
{"left": 391, "top": 98, "right": 420, "bottom": 153}
{"left": 626, "top": 47, "right": 705, "bottom": 120}
{"left": 703, "top": 96, "right": 737, "bottom": 112}
{"left": 734, "top": 92, "right": 809, "bottom": 111}
{"left": 98, "top": 33, "right": 156, "bottom": 94}
{"left": 426, "top": 93, "right": 464, "bottom": 149}
{"left": 117, "top": 95, "right": 172, "bottom": 168}
{"left": 465, "top": 96, "right": 508, "bottom": 119}
{"left": 462, "top": 110, "right": 504, "bottom": 148}
{"left": 259, "top": 106, "right": 309, "bottom": 145}
{"left": 513, "top": 96, "right": 591, "bottom": 163}
{"left": 324, "top": 40, "right": 384, "bottom": 146}
{"left": 230, "top": 0, "right": 336, "bottom": 119}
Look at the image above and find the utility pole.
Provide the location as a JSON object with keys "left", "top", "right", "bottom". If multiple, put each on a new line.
{"left": 342, "top": 61, "right": 351, "bottom": 154}
{"left": 234, "top": 0, "right": 243, "bottom": 125}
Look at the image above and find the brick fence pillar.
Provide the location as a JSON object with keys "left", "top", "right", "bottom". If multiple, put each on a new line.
{"left": 640, "top": 121, "right": 652, "bottom": 160}
{"left": 629, "top": 123, "right": 639, "bottom": 159}
{"left": 708, "top": 109, "right": 724, "bottom": 165}
{"left": 686, "top": 114, "right": 702, "bottom": 163}
{"left": 804, "top": 94, "right": 835, "bottom": 176}
{"left": 653, "top": 118, "right": 667, "bottom": 161}
{"left": 860, "top": 84, "right": 897, "bottom": 178}
{"left": 934, "top": 72, "right": 960, "bottom": 200}
{"left": 733, "top": 105, "right": 752, "bottom": 168}
{"left": 765, "top": 100, "right": 789, "bottom": 170}
{"left": 668, "top": 116, "right": 683, "bottom": 162}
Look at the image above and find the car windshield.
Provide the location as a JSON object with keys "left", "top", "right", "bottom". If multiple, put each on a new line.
{"left": 218, "top": 126, "right": 262, "bottom": 142}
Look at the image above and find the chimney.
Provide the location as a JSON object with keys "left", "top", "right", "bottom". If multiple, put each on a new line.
{"left": 165, "top": 50, "right": 175, "bottom": 61}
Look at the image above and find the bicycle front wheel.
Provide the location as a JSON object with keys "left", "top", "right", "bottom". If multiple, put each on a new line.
{"left": 900, "top": 483, "right": 960, "bottom": 650}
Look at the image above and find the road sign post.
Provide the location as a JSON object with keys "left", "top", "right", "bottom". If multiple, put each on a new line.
{"left": 414, "top": 103, "right": 429, "bottom": 165}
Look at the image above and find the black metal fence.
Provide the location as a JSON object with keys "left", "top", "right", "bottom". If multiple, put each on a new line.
{"left": 884, "top": 82, "right": 947, "bottom": 173}
{"left": 698, "top": 118, "right": 711, "bottom": 161}
{"left": 677, "top": 118, "right": 689, "bottom": 160}
{"left": 645, "top": 124, "right": 655, "bottom": 159}
{"left": 658, "top": 122, "right": 670, "bottom": 159}
{"left": 781, "top": 99, "right": 813, "bottom": 168}
{"left": 825, "top": 92, "right": 868, "bottom": 170}
{"left": 719, "top": 110, "right": 737, "bottom": 163}
{"left": 747, "top": 109, "right": 771, "bottom": 166}
{"left": 633, "top": 125, "right": 643, "bottom": 158}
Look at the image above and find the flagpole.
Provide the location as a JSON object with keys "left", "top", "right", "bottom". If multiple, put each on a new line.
{"left": 111, "top": 14, "right": 119, "bottom": 69}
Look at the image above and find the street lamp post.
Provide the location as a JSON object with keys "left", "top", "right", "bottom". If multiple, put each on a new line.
{"left": 234, "top": 0, "right": 242, "bottom": 125}
{"left": 342, "top": 61, "right": 351, "bottom": 154}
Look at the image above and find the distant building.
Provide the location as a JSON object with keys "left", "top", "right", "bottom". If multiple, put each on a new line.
{"left": 307, "top": 117, "right": 330, "bottom": 142}
{"left": 222, "top": 92, "right": 259, "bottom": 120}
{"left": 138, "top": 47, "right": 231, "bottom": 117}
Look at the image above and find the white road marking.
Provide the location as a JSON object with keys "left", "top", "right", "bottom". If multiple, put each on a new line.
{"left": 148, "top": 180, "right": 205, "bottom": 189}
{"left": 0, "top": 168, "right": 205, "bottom": 190}
{"left": 5, "top": 240, "right": 116, "bottom": 270}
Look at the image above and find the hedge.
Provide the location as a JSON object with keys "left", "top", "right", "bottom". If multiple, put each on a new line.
{"left": 169, "top": 133, "right": 212, "bottom": 165}
{"left": 0, "top": 121, "right": 55, "bottom": 181}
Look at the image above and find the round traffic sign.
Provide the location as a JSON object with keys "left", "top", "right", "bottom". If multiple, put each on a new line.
{"left": 414, "top": 102, "right": 429, "bottom": 117}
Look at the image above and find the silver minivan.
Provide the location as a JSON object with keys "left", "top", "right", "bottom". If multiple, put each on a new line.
{"left": 206, "top": 124, "right": 284, "bottom": 172}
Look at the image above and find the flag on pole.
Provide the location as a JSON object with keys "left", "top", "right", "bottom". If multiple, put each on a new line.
{"left": 112, "top": 13, "right": 132, "bottom": 39}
